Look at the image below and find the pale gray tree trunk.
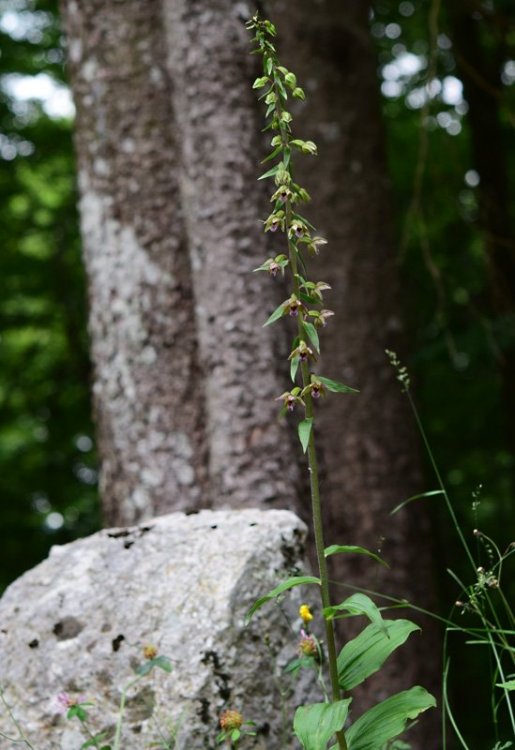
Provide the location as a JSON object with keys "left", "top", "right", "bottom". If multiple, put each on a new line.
{"left": 60, "top": 0, "right": 209, "bottom": 524}
{"left": 162, "top": 0, "right": 301, "bottom": 510}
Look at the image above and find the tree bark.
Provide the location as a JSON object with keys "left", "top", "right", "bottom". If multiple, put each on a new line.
{"left": 161, "top": 0, "right": 301, "bottom": 511}
{"left": 60, "top": 0, "right": 208, "bottom": 524}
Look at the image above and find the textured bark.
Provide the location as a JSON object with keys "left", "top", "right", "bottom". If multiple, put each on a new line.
{"left": 162, "top": 0, "right": 301, "bottom": 510}
{"left": 60, "top": 0, "right": 208, "bottom": 524}
{"left": 271, "top": 0, "right": 441, "bottom": 739}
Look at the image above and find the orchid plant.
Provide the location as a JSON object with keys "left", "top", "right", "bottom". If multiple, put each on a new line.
{"left": 242, "top": 14, "right": 436, "bottom": 750}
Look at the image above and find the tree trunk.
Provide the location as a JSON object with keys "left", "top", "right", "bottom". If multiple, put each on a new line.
{"left": 161, "top": 0, "right": 301, "bottom": 510}
{"left": 61, "top": 0, "right": 301, "bottom": 521}
{"left": 60, "top": 0, "right": 208, "bottom": 525}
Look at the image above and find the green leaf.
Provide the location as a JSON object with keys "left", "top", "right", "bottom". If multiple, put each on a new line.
{"left": 497, "top": 680, "right": 515, "bottom": 691}
{"left": 294, "top": 700, "right": 352, "bottom": 750}
{"left": 338, "top": 620, "right": 420, "bottom": 690}
{"left": 245, "top": 575, "right": 320, "bottom": 624}
{"left": 264, "top": 302, "right": 287, "bottom": 327}
{"left": 303, "top": 321, "right": 320, "bottom": 352}
{"left": 317, "top": 376, "right": 358, "bottom": 394}
{"left": 390, "top": 490, "right": 444, "bottom": 515}
{"left": 290, "top": 354, "right": 300, "bottom": 383}
{"left": 253, "top": 76, "right": 269, "bottom": 89}
{"left": 323, "top": 593, "right": 385, "bottom": 631}
{"left": 134, "top": 654, "right": 171, "bottom": 675}
{"left": 324, "top": 544, "right": 388, "bottom": 567}
{"left": 265, "top": 57, "right": 273, "bottom": 75}
{"left": 81, "top": 733, "right": 110, "bottom": 749}
{"left": 298, "top": 418, "right": 313, "bottom": 453}
{"left": 261, "top": 145, "right": 283, "bottom": 164}
{"left": 345, "top": 686, "right": 436, "bottom": 750}
{"left": 258, "top": 164, "right": 280, "bottom": 181}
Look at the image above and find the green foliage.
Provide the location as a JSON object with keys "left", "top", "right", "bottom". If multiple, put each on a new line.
{"left": 0, "top": 0, "right": 99, "bottom": 592}
{"left": 245, "top": 575, "right": 320, "bottom": 623}
{"left": 294, "top": 700, "right": 352, "bottom": 750}
{"left": 343, "top": 687, "right": 436, "bottom": 750}
{"left": 337, "top": 620, "right": 420, "bottom": 691}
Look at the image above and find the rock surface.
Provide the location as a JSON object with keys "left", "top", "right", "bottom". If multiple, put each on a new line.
{"left": 0, "top": 509, "right": 314, "bottom": 749}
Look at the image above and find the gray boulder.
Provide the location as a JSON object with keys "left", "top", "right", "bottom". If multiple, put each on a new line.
{"left": 0, "top": 509, "right": 316, "bottom": 749}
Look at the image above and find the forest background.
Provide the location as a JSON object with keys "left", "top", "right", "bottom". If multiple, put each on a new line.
{"left": 0, "top": 0, "right": 514, "bottom": 746}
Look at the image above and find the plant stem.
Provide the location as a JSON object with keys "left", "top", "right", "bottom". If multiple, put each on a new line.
{"left": 285, "top": 213, "right": 347, "bottom": 750}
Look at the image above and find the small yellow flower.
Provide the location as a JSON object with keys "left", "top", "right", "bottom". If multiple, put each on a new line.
{"left": 299, "top": 604, "right": 313, "bottom": 624}
{"left": 143, "top": 644, "right": 158, "bottom": 660}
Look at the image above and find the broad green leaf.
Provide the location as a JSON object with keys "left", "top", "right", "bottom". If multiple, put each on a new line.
{"left": 324, "top": 544, "right": 388, "bottom": 567}
{"left": 338, "top": 620, "right": 420, "bottom": 690}
{"left": 317, "top": 376, "right": 358, "bottom": 394}
{"left": 294, "top": 699, "right": 352, "bottom": 750}
{"left": 303, "top": 321, "right": 320, "bottom": 352}
{"left": 264, "top": 302, "right": 287, "bottom": 327}
{"left": 345, "top": 686, "right": 436, "bottom": 750}
{"left": 245, "top": 575, "right": 320, "bottom": 624}
{"left": 324, "top": 593, "right": 385, "bottom": 631}
{"left": 298, "top": 418, "right": 313, "bottom": 453}
{"left": 390, "top": 490, "right": 444, "bottom": 516}
{"left": 497, "top": 680, "right": 515, "bottom": 691}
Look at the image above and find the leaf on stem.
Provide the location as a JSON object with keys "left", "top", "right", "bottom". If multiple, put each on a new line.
{"left": 323, "top": 593, "right": 386, "bottom": 631}
{"left": 390, "top": 490, "right": 444, "bottom": 515}
{"left": 298, "top": 418, "right": 313, "bottom": 453}
{"left": 294, "top": 700, "right": 352, "bottom": 750}
{"left": 344, "top": 686, "right": 436, "bottom": 750}
{"left": 135, "top": 655, "right": 172, "bottom": 676}
{"left": 263, "top": 302, "right": 287, "bottom": 327}
{"left": 245, "top": 575, "right": 320, "bottom": 624}
{"left": 337, "top": 620, "right": 420, "bottom": 690}
{"left": 317, "top": 376, "right": 358, "bottom": 394}
{"left": 258, "top": 164, "right": 281, "bottom": 181}
{"left": 302, "top": 321, "right": 320, "bottom": 352}
{"left": 324, "top": 544, "right": 388, "bottom": 567}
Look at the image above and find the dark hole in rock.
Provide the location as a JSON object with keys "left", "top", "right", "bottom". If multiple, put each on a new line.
{"left": 211, "top": 525, "right": 218, "bottom": 529}
{"left": 249, "top": 522, "right": 258, "bottom": 527}
{"left": 112, "top": 634, "right": 125, "bottom": 652}
{"left": 53, "top": 616, "right": 84, "bottom": 640}
{"left": 198, "top": 697, "right": 210, "bottom": 724}
{"left": 107, "top": 529, "right": 131, "bottom": 539}
{"left": 28, "top": 639, "right": 39, "bottom": 648}
{"left": 124, "top": 540, "right": 134, "bottom": 549}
